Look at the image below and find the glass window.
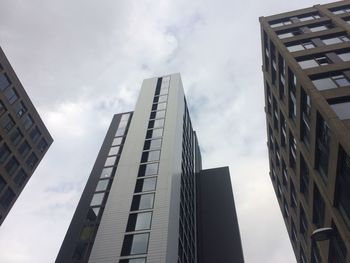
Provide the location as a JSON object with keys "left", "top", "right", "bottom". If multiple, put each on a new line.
{"left": 4, "top": 87, "right": 18, "bottom": 104}
{"left": 72, "top": 243, "right": 88, "bottom": 260}
{"left": 298, "top": 59, "right": 318, "bottom": 69}
{"left": 112, "top": 137, "right": 122, "bottom": 146}
{"left": 119, "top": 258, "right": 146, "bottom": 263}
{"left": 300, "top": 155, "right": 310, "bottom": 201}
{"left": 156, "top": 102, "right": 166, "bottom": 110}
{"left": 118, "top": 120, "right": 128, "bottom": 129}
{"left": 328, "top": 223, "right": 347, "bottom": 263}
{"left": 1, "top": 114, "right": 15, "bottom": 133}
{"left": 300, "top": 206, "right": 308, "bottom": 241}
{"left": 13, "top": 169, "right": 27, "bottom": 187}
{"left": 154, "top": 95, "right": 167, "bottom": 103}
{"left": 316, "top": 114, "right": 330, "bottom": 180}
{"left": 278, "top": 32, "right": 294, "bottom": 39}
{"left": 121, "top": 113, "right": 130, "bottom": 122}
{"left": 148, "top": 118, "right": 164, "bottom": 129}
{"left": 150, "top": 110, "right": 166, "bottom": 119}
{"left": 312, "top": 77, "right": 338, "bottom": 90}
{"left": 90, "top": 192, "right": 105, "bottom": 206}
{"left": 26, "top": 153, "right": 38, "bottom": 169}
{"left": 79, "top": 225, "right": 94, "bottom": 241}
{"left": 10, "top": 128, "right": 23, "bottom": 146}
{"left": 0, "top": 176, "right": 6, "bottom": 193}
{"left": 109, "top": 146, "right": 120, "bottom": 156}
{"left": 115, "top": 127, "right": 126, "bottom": 137}
{"left": 141, "top": 150, "right": 160, "bottom": 163}
{"left": 23, "top": 115, "right": 34, "bottom": 130}
{"left": 131, "top": 193, "right": 154, "bottom": 211}
{"left": 105, "top": 156, "right": 117, "bottom": 166}
{"left": 126, "top": 212, "right": 152, "bottom": 231}
{"left": 121, "top": 233, "right": 149, "bottom": 256}
{"left": 0, "top": 100, "right": 6, "bottom": 117}
{"left": 146, "top": 128, "right": 163, "bottom": 139}
{"left": 0, "top": 188, "right": 15, "bottom": 208}
{"left": 144, "top": 138, "right": 162, "bottom": 150}
{"left": 96, "top": 179, "right": 109, "bottom": 192}
{"left": 138, "top": 163, "right": 159, "bottom": 177}
{"left": 331, "top": 101, "right": 350, "bottom": 120}
{"left": 323, "top": 35, "right": 350, "bottom": 45}
{"left": 29, "top": 127, "right": 41, "bottom": 143}
{"left": 338, "top": 51, "right": 350, "bottom": 61}
{"left": 14, "top": 101, "right": 27, "bottom": 118}
{"left": 18, "top": 140, "right": 30, "bottom": 157}
{"left": 313, "top": 185, "right": 325, "bottom": 228}
{"left": 37, "top": 138, "right": 48, "bottom": 153}
{"left": 309, "top": 25, "right": 329, "bottom": 32}
{"left": 5, "top": 156, "right": 19, "bottom": 176}
{"left": 86, "top": 207, "right": 100, "bottom": 221}
{"left": 100, "top": 167, "right": 114, "bottom": 178}
{"left": 0, "top": 73, "right": 11, "bottom": 91}
{"left": 0, "top": 143, "right": 10, "bottom": 163}
{"left": 135, "top": 177, "right": 157, "bottom": 193}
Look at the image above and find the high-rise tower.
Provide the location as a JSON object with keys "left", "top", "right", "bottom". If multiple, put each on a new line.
{"left": 56, "top": 73, "right": 244, "bottom": 263}
{"left": 260, "top": 1, "right": 350, "bottom": 262}
{"left": 0, "top": 47, "right": 53, "bottom": 225}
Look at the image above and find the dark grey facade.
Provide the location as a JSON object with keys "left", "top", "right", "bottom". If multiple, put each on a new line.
{"left": 0, "top": 46, "right": 53, "bottom": 225}
{"left": 260, "top": 1, "right": 350, "bottom": 262}
{"left": 56, "top": 74, "right": 244, "bottom": 263}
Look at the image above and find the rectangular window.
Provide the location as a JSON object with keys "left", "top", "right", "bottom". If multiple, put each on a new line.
{"left": 301, "top": 89, "right": 311, "bottom": 147}
{"left": 141, "top": 150, "right": 160, "bottom": 163}
{"left": 126, "top": 212, "right": 152, "bottom": 231}
{"left": 312, "top": 73, "right": 350, "bottom": 90}
{"left": 1, "top": 114, "right": 15, "bottom": 133}
{"left": 280, "top": 113, "right": 286, "bottom": 147}
{"left": 23, "top": 115, "right": 34, "bottom": 130}
{"left": 0, "top": 143, "right": 10, "bottom": 163}
{"left": 138, "top": 163, "right": 159, "bottom": 177}
{"left": 328, "top": 223, "right": 347, "bottom": 263}
{"left": 13, "top": 169, "right": 27, "bottom": 187}
{"left": 322, "top": 35, "right": 350, "bottom": 45}
{"left": 0, "top": 188, "right": 15, "bottom": 208}
{"left": 29, "top": 127, "right": 41, "bottom": 143}
{"left": 287, "top": 41, "right": 315, "bottom": 52}
{"left": 119, "top": 258, "right": 146, "bottom": 263}
{"left": 0, "top": 176, "right": 6, "bottom": 193}
{"left": 112, "top": 137, "right": 123, "bottom": 146}
{"left": 313, "top": 184, "right": 325, "bottom": 228}
{"left": 152, "top": 102, "right": 166, "bottom": 111}
{"left": 330, "top": 97, "right": 350, "bottom": 120}
{"left": 289, "top": 133, "right": 296, "bottom": 170}
{"left": 86, "top": 207, "right": 100, "bottom": 221}
{"left": 4, "top": 87, "right": 18, "bottom": 104}
{"left": 14, "top": 101, "right": 27, "bottom": 118}
{"left": 90, "top": 192, "right": 105, "bottom": 206}
{"left": 100, "top": 167, "right": 114, "bottom": 178}
{"left": 5, "top": 156, "right": 19, "bottom": 176}
{"left": 300, "top": 206, "right": 308, "bottom": 241}
{"left": 0, "top": 73, "right": 11, "bottom": 91}
{"left": 146, "top": 128, "right": 163, "bottom": 139}
{"left": 37, "top": 138, "right": 48, "bottom": 153}
{"left": 115, "top": 127, "right": 126, "bottom": 137}
{"left": 153, "top": 95, "right": 167, "bottom": 103}
{"left": 316, "top": 114, "right": 330, "bottom": 180}
{"left": 79, "top": 225, "right": 94, "bottom": 241}
{"left": 96, "top": 179, "right": 109, "bottom": 192}
{"left": 121, "top": 233, "right": 149, "bottom": 256}
{"left": 109, "top": 146, "right": 120, "bottom": 156}
{"left": 18, "top": 140, "right": 31, "bottom": 158}
{"left": 135, "top": 177, "right": 157, "bottom": 193}
{"left": 144, "top": 138, "right": 162, "bottom": 150}
{"left": 105, "top": 156, "right": 117, "bottom": 166}
{"left": 300, "top": 155, "right": 310, "bottom": 202}
{"left": 148, "top": 118, "right": 164, "bottom": 129}
{"left": 26, "top": 153, "right": 38, "bottom": 169}
{"left": 290, "top": 181, "right": 297, "bottom": 208}
{"left": 10, "top": 128, "right": 23, "bottom": 146}
{"left": 150, "top": 110, "right": 166, "bottom": 119}
{"left": 0, "top": 100, "right": 6, "bottom": 117}
{"left": 131, "top": 193, "right": 155, "bottom": 211}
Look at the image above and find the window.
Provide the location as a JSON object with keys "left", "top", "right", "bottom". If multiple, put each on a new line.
{"left": 300, "top": 206, "right": 308, "bottom": 241}
{"left": 5, "top": 156, "right": 19, "bottom": 176}
{"left": 312, "top": 73, "right": 350, "bottom": 91}
{"left": 311, "top": 243, "right": 321, "bottom": 263}
{"left": 135, "top": 177, "right": 157, "bottom": 193}
{"left": 150, "top": 110, "right": 166, "bottom": 119}
{"left": 298, "top": 13, "right": 321, "bottom": 22}
{"left": 37, "top": 138, "right": 48, "bottom": 153}
{"left": 0, "top": 100, "right": 6, "bottom": 117}
{"left": 300, "top": 155, "right": 310, "bottom": 201}
{"left": 86, "top": 207, "right": 100, "bottom": 221}
{"left": 120, "top": 258, "right": 146, "bottom": 263}
{"left": 10, "top": 128, "right": 23, "bottom": 146}
{"left": 72, "top": 243, "right": 88, "bottom": 260}
{"left": 154, "top": 95, "right": 167, "bottom": 103}
{"left": 146, "top": 128, "right": 163, "bottom": 139}
{"left": 90, "top": 192, "right": 105, "bottom": 206}
{"left": 278, "top": 29, "right": 301, "bottom": 39}
{"left": 330, "top": 98, "right": 350, "bottom": 120}
{"left": 322, "top": 35, "right": 350, "bottom": 45}
{"left": 289, "top": 133, "right": 296, "bottom": 169}
{"left": 313, "top": 184, "right": 325, "bottom": 228}
{"left": 0, "top": 143, "right": 10, "bottom": 163}
{"left": 131, "top": 193, "right": 154, "bottom": 211}
{"left": 100, "top": 167, "right": 114, "bottom": 178}
{"left": 1, "top": 114, "right": 15, "bottom": 133}
{"left": 112, "top": 137, "right": 123, "bottom": 146}
{"left": 13, "top": 169, "right": 27, "bottom": 187}
{"left": 105, "top": 156, "right": 117, "bottom": 166}
{"left": 138, "top": 163, "right": 159, "bottom": 177}
{"left": 287, "top": 41, "right": 315, "bottom": 52}
{"left": 121, "top": 233, "right": 149, "bottom": 256}
{"left": 300, "top": 246, "right": 307, "bottom": 263}
{"left": 291, "top": 219, "right": 297, "bottom": 245}
{"left": 0, "top": 73, "right": 11, "bottom": 91}
{"left": 338, "top": 51, "right": 350, "bottom": 62}
{"left": 26, "top": 153, "right": 38, "bottom": 169}
{"left": 270, "top": 19, "right": 292, "bottom": 28}
{"left": 0, "top": 176, "right": 6, "bottom": 193}
{"left": 335, "top": 148, "right": 350, "bottom": 229}
{"left": 283, "top": 196, "right": 289, "bottom": 218}
{"left": 14, "top": 101, "right": 27, "bottom": 118}
{"left": 301, "top": 89, "right": 311, "bottom": 147}
{"left": 118, "top": 120, "right": 128, "bottom": 129}
{"left": 282, "top": 160, "right": 288, "bottom": 186}
{"left": 280, "top": 113, "right": 286, "bottom": 147}
{"left": 121, "top": 113, "right": 131, "bottom": 122}
{"left": 96, "top": 179, "right": 109, "bottom": 192}
{"left": 328, "top": 223, "right": 347, "bottom": 263}
{"left": 109, "top": 146, "right": 120, "bottom": 156}
{"left": 298, "top": 55, "right": 330, "bottom": 69}
{"left": 29, "top": 127, "right": 41, "bottom": 143}
{"left": 290, "top": 181, "right": 297, "bottom": 208}
{"left": 79, "top": 225, "right": 94, "bottom": 241}
{"left": 18, "top": 140, "right": 31, "bottom": 157}
{"left": 0, "top": 188, "right": 15, "bottom": 208}
{"left": 126, "top": 212, "right": 152, "bottom": 231}
{"left": 309, "top": 24, "right": 330, "bottom": 32}
{"left": 22, "top": 115, "right": 34, "bottom": 130}
{"left": 148, "top": 118, "right": 164, "bottom": 129}
{"left": 331, "top": 5, "right": 350, "bottom": 15}
{"left": 316, "top": 114, "right": 330, "bottom": 180}
{"left": 278, "top": 54, "right": 286, "bottom": 99}
{"left": 4, "top": 87, "right": 18, "bottom": 104}
{"left": 141, "top": 150, "right": 160, "bottom": 163}
{"left": 152, "top": 102, "right": 166, "bottom": 111}
{"left": 115, "top": 127, "right": 126, "bottom": 137}
{"left": 144, "top": 138, "right": 162, "bottom": 150}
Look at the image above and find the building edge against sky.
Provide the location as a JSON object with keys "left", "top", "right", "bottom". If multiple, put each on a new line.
{"left": 0, "top": 46, "right": 53, "bottom": 225}
{"left": 56, "top": 73, "right": 244, "bottom": 263}
{"left": 260, "top": 1, "right": 350, "bottom": 263}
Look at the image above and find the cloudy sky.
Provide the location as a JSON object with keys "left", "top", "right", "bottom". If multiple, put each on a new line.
{"left": 0, "top": 0, "right": 334, "bottom": 262}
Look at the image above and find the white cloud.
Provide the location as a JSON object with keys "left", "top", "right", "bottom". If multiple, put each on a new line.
{"left": 0, "top": 0, "right": 333, "bottom": 262}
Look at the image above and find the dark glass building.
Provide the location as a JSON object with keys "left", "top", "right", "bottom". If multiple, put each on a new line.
{"left": 0, "top": 46, "right": 53, "bottom": 225}
{"left": 260, "top": 1, "right": 350, "bottom": 262}
{"left": 56, "top": 74, "right": 244, "bottom": 263}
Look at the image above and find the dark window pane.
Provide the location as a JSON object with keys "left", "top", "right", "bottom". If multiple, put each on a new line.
{"left": 72, "top": 243, "right": 88, "bottom": 260}
{"left": 0, "top": 176, "right": 6, "bottom": 193}
{"left": 119, "top": 258, "right": 146, "bottom": 263}
{"left": 316, "top": 114, "right": 330, "bottom": 180}
{"left": 29, "top": 127, "right": 41, "bottom": 143}
{"left": 18, "top": 140, "right": 31, "bottom": 158}
{"left": 144, "top": 138, "right": 162, "bottom": 150}
{"left": 13, "top": 169, "right": 27, "bottom": 187}
{"left": 37, "top": 138, "right": 48, "bottom": 153}
{"left": 0, "top": 73, "right": 11, "bottom": 91}
{"left": 0, "top": 100, "right": 6, "bottom": 117}
{"left": 328, "top": 223, "right": 347, "bottom": 263}
{"left": 86, "top": 207, "right": 100, "bottom": 221}
{"left": 126, "top": 212, "right": 152, "bottom": 232}
{"left": 313, "top": 185, "right": 325, "bottom": 228}
{"left": 138, "top": 163, "right": 158, "bottom": 177}
{"left": 0, "top": 188, "right": 15, "bottom": 208}
{"left": 5, "top": 156, "right": 19, "bottom": 176}
{"left": 79, "top": 225, "right": 94, "bottom": 241}
{"left": 1, "top": 114, "right": 15, "bottom": 133}
{"left": 13, "top": 101, "right": 27, "bottom": 118}
{"left": 0, "top": 143, "right": 10, "bottom": 163}
{"left": 141, "top": 150, "right": 160, "bottom": 163}
{"left": 131, "top": 194, "right": 154, "bottom": 211}
{"left": 121, "top": 233, "right": 149, "bottom": 256}
{"left": 135, "top": 177, "right": 157, "bottom": 193}
{"left": 10, "top": 128, "right": 23, "bottom": 146}
{"left": 22, "top": 115, "right": 34, "bottom": 130}
{"left": 4, "top": 87, "right": 18, "bottom": 104}
{"left": 26, "top": 153, "right": 38, "bottom": 169}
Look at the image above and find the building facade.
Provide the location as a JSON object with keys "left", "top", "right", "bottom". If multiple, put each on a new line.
{"left": 56, "top": 73, "right": 244, "bottom": 263}
{"left": 260, "top": 1, "right": 350, "bottom": 262}
{"left": 0, "top": 47, "right": 53, "bottom": 225}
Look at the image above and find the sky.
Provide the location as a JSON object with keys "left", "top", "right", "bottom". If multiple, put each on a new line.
{"left": 0, "top": 0, "right": 335, "bottom": 262}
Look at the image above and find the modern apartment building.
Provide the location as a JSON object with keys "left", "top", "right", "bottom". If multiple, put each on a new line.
{"left": 0, "top": 47, "right": 53, "bottom": 225}
{"left": 260, "top": 1, "right": 350, "bottom": 262}
{"left": 56, "top": 73, "right": 244, "bottom": 263}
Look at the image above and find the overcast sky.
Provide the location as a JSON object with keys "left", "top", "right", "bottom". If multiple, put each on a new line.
{"left": 0, "top": 0, "right": 335, "bottom": 262}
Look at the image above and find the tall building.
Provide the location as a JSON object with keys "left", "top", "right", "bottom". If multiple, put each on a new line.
{"left": 260, "top": 1, "right": 350, "bottom": 262}
{"left": 56, "top": 73, "right": 244, "bottom": 263}
{"left": 0, "top": 47, "right": 53, "bottom": 225}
